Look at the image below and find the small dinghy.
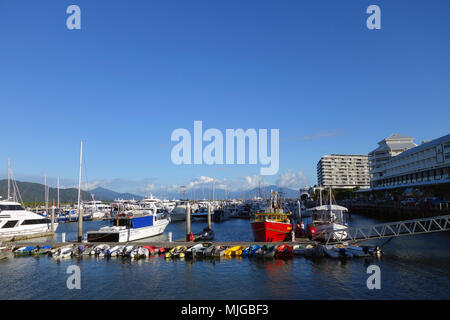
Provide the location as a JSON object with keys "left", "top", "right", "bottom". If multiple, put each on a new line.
{"left": 186, "top": 244, "right": 204, "bottom": 257}
{"left": 323, "top": 245, "right": 340, "bottom": 259}
{"left": 276, "top": 245, "right": 293, "bottom": 258}
{"left": 335, "top": 245, "right": 353, "bottom": 259}
{"left": 32, "top": 245, "right": 52, "bottom": 255}
{"left": 53, "top": 246, "right": 73, "bottom": 259}
{"left": 293, "top": 244, "right": 306, "bottom": 255}
{"left": 165, "top": 246, "right": 187, "bottom": 259}
{"left": 304, "top": 245, "right": 324, "bottom": 257}
{"left": 343, "top": 246, "right": 369, "bottom": 257}
{"left": 122, "top": 245, "right": 135, "bottom": 257}
{"left": 241, "top": 246, "right": 251, "bottom": 256}
{"left": 196, "top": 227, "right": 214, "bottom": 241}
{"left": 143, "top": 246, "right": 156, "bottom": 255}
{"left": 71, "top": 245, "right": 86, "bottom": 257}
{"left": 256, "top": 245, "right": 277, "bottom": 258}
{"left": 224, "top": 246, "right": 245, "bottom": 257}
{"left": 203, "top": 245, "right": 216, "bottom": 257}
{"left": 130, "top": 247, "right": 149, "bottom": 259}
{"left": 94, "top": 244, "right": 110, "bottom": 257}
{"left": 212, "top": 246, "right": 227, "bottom": 257}
{"left": 14, "top": 246, "right": 35, "bottom": 256}
{"left": 108, "top": 245, "right": 125, "bottom": 257}
{"left": 81, "top": 245, "right": 93, "bottom": 256}
{"left": 250, "top": 245, "right": 262, "bottom": 256}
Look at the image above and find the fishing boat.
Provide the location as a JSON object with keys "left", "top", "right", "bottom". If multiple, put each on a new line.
{"left": 250, "top": 191, "right": 293, "bottom": 242}
{"left": 87, "top": 211, "right": 170, "bottom": 242}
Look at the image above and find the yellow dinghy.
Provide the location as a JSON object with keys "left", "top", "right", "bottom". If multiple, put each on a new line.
{"left": 224, "top": 246, "right": 246, "bottom": 256}
{"left": 165, "top": 246, "right": 187, "bottom": 259}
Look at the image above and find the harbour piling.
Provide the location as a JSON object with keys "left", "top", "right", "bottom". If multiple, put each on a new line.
{"left": 186, "top": 202, "right": 191, "bottom": 241}
{"left": 207, "top": 203, "right": 212, "bottom": 230}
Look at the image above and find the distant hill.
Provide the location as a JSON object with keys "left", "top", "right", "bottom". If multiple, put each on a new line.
{"left": 155, "top": 185, "right": 300, "bottom": 200}
{"left": 0, "top": 179, "right": 92, "bottom": 203}
{"left": 0, "top": 179, "right": 300, "bottom": 203}
{"left": 88, "top": 187, "right": 142, "bottom": 201}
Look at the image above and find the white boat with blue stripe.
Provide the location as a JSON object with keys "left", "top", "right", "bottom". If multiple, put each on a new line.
{"left": 86, "top": 212, "right": 170, "bottom": 242}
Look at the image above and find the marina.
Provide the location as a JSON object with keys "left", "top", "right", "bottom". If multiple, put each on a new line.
{"left": 1, "top": 215, "right": 450, "bottom": 299}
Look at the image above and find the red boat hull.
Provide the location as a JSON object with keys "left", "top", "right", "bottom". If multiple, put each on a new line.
{"left": 251, "top": 220, "right": 292, "bottom": 242}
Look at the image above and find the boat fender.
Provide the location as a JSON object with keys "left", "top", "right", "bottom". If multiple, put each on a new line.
{"left": 189, "top": 232, "right": 194, "bottom": 242}
{"left": 309, "top": 226, "right": 317, "bottom": 235}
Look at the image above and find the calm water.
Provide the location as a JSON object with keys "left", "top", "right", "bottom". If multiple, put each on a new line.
{"left": 1, "top": 214, "right": 450, "bottom": 299}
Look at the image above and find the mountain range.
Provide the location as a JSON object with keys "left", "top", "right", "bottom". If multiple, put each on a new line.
{"left": 0, "top": 179, "right": 300, "bottom": 203}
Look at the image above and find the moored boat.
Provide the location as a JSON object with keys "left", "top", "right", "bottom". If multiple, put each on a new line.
{"left": 87, "top": 212, "right": 170, "bottom": 242}
{"left": 276, "top": 244, "right": 293, "bottom": 258}
{"left": 250, "top": 191, "right": 293, "bottom": 242}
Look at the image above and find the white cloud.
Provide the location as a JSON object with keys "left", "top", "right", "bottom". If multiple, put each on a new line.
{"left": 276, "top": 171, "right": 308, "bottom": 189}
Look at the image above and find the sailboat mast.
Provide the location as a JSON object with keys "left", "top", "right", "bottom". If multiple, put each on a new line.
{"left": 57, "top": 177, "right": 60, "bottom": 209}
{"left": 77, "top": 141, "right": 83, "bottom": 242}
{"left": 7, "top": 158, "right": 10, "bottom": 200}
{"left": 44, "top": 175, "right": 48, "bottom": 214}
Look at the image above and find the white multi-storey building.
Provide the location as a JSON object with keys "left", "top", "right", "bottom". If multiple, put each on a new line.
{"left": 368, "top": 134, "right": 417, "bottom": 187}
{"left": 368, "top": 134, "right": 450, "bottom": 189}
{"left": 317, "top": 154, "right": 370, "bottom": 189}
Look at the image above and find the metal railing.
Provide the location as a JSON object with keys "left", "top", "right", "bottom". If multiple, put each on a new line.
{"left": 322, "top": 214, "right": 450, "bottom": 245}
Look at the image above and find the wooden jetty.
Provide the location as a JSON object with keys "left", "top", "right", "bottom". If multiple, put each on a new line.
{"left": 3, "top": 240, "right": 317, "bottom": 250}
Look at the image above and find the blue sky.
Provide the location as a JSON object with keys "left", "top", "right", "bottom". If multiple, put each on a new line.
{"left": 1, "top": 0, "right": 449, "bottom": 195}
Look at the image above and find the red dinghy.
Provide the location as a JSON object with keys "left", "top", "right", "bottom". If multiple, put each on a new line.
{"left": 276, "top": 244, "right": 294, "bottom": 258}
{"left": 143, "top": 246, "right": 156, "bottom": 255}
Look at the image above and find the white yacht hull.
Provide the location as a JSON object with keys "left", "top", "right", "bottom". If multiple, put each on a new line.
{"left": 0, "top": 223, "right": 59, "bottom": 239}
{"left": 87, "top": 219, "right": 169, "bottom": 242}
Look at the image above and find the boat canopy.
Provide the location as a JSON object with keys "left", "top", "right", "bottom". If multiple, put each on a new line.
{"left": 309, "top": 204, "right": 348, "bottom": 212}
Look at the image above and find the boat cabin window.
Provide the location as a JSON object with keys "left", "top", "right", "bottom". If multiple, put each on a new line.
{"left": 0, "top": 205, "right": 25, "bottom": 211}
{"left": 112, "top": 218, "right": 132, "bottom": 228}
{"left": 2, "top": 220, "right": 19, "bottom": 228}
{"left": 313, "top": 210, "right": 347, "bottom": 225}
{"left": 21, "top": 219, "right": 51, "bottom": 225}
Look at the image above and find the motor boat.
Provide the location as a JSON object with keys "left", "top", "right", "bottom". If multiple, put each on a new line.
{"left": 87, "top": 211, "right": 170, "bottom": 242}
{"left": 0, "top": 200, "right": 59, "bottom": 240}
